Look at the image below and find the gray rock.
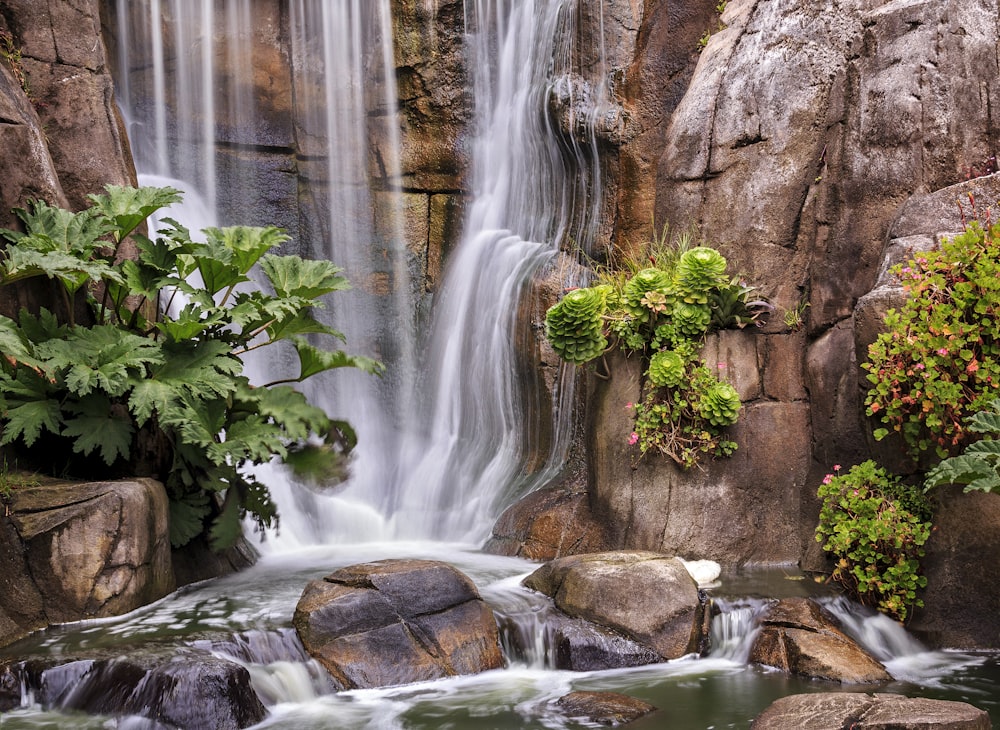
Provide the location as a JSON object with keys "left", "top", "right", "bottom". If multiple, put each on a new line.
{"left": 523, "top": 551, "right": 706, "bottom": 660}
{"left": 293, "top": 559, "right": 504, "bottom": 689}
{"left": 748, "top": 598, "right": 891, "bottom": 684}
{"left": 751, "top": 692, "right": 991, "bottom": 730}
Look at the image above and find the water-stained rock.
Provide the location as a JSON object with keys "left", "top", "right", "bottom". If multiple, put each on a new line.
{"left": 523, "top": 551, "right": 706, "bottom": 660}
{"left": 554, "top": 690, "right": 657, "bottom": 727}
{"left": 748, "top": 598, "right": 891, "bottom": 684}
{"left": 751, "top": 692, "right": 991, "bottom": 730}
{"left": 293, "top": 559, "right": 504, "bottom": 689}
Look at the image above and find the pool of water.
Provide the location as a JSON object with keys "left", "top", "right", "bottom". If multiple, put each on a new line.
{"left": 1, "top": 543, "right": 997, "bottom": 729}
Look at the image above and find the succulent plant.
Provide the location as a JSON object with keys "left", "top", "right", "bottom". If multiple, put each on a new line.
{"left": 647, "top": 349, "right": 686, "bottom": 387}
{"left": 673, "top": 301, "right": 712, "bottom": 337}
{"left": 545, "top": 286, "right": 609, "bottom": 365}
{"left": 622, "top": 268, "right": 673, "bottom": 323}
{"left": 675, "top": 246, "right": 728, "bottom": 303}
{"left": 697, "top": 381, "right": 741, "bottom": 427}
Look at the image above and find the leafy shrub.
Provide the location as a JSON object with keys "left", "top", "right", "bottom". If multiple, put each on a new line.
{"left": 924, "top": 397, "right": 1000, "bottom": 494}
{"left": 544, "top": 233, "right": 768, "bottom": 467}
{"left": 864, "top": 221, "right": 1000, "bottom": 458}
{"left": 0, "top": 186, "right": 381, "bottom": 549}
{"left": 815, "top": 461, "right": 932, "bottom": 623}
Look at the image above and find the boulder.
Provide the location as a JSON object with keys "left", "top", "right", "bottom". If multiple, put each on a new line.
{"left": 554, "top": 691, "right": 657, "bottom": 727}
{"left": 293, "top": 559, "right": 504, "bottom": 689}
{"left": 484, "top": 483, "right": 612, "bottom": 561}
{"left": 1, "top": 653, "right": 266, "bottom": 729}
{"left": 523, "top": 551, "right": 706, "bottom": 660}
{"left": 751, "top": 692, "right": 990, "bottom": 730}
{"left": 0, "top": 478, "right": 175, "bottom": 648}
{"left": 748, "top": 598, "right": 891, "bottom": 684}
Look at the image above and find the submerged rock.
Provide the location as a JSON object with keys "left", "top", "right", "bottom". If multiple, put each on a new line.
{"left": 293, "top": 559, "right": 504, "bottom": 689}
{"left": 751, "top": 692, "right": 991, "bottom": 729}
{"left": 554, "top": 690, "right": 657, "bottom": 727}
{"left": 523, "top": 551, "right": 707, "bottom": 661}
{"left": 748, "top": 598, "right": 891, "bottom": 684}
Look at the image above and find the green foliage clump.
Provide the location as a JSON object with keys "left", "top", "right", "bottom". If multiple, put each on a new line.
{"left": 544, "top": 231, "right": 768, "bottom": 467}
{"left": 863, "top": 221, "right": 1000, "bottom": 458}
{"left": 545, "top": 285, "right": 610, "bottom": 365}
{"left": 815, "top": 461, "right": 932, "bottom": 623}
{"left": 924, "top": 397, "right": 1000, "bottom": 494}
{"left": 0, "top": 186, "right": 381, "bottom": 549}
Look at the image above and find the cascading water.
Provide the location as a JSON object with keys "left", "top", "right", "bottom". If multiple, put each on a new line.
{"left": 4, "top": 3, "right": 998, "bottom": 729}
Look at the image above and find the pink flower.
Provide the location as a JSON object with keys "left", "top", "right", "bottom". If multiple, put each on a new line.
{"left": 833, "top": 464, "right": 841, "bottom": 472}
{"left": 628, "top": 432, "right": 639, "bottom": 445}
{"left": 625, "top": 402, "right": 633, "bottom": 409}
{"left": 937, "top": 348, "right": 948, "bottom": 356}
{"left": 717, "top": 362, "right": 727, "bottom": 369}
{"left": 822, "top": 474, "right": 833, "bottom": 485}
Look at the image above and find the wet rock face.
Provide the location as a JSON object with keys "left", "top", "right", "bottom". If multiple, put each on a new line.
{"left": 748, "top": 598, "right": 891, "bottom": 684}
{"left": 0, "top": 478, "right": 175, "bottom": 648}
{"left": 293, "top": 559, "right": 504, "bottom": 689}
{"left": 751, "top": 692, "right": 991, "bottom": 730}
{"left": 523, "top": 551, "right": 707, "bottom": 661}
{"left": 0, "top": 653, "right": 266, "bottom": 728}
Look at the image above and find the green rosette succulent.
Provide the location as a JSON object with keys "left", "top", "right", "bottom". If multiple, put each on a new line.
{"left": 545, "top": 286, "right": 609, "bottom": 365}
{"left": 673, "top": 301, "right": 712, "bottom": 337}
{"left": 622, "top": 268, "right": 673, "bottom": 323}
{"left": 647, "top": 349, "right": 686, "bottom": 388}
{"left": 676, "top": 246, "right": 727, "bottom": 304}
{"left": 698, "top": 381, "right": 741, "bottom": 427}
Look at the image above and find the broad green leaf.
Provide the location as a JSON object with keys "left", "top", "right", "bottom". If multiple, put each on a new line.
{"left": 266, "top": 310, "right": 346, "bottom": 343}
{"left": 158, "top": 393, "right": 227, "bottom": 452}
{"left": 151, "top": 340, "right": 242, "bottom": 401}
{"left": 207, "top": 416, "right": 287, "bottom": 465}
{"left": 127, "top": 379, "right": 176, "bottom": 425}
{"left": 968, "top": 409, "right": 1000, "bottom": 435}
{"left": 62, "top": 394, "right": 134, "bottom": 465}
{"left": 209, "top": 488, "right": 246, "bottom": 551}
{"left": 208, "top": 226, "right": 288, "bottom": 276}
{"left": 243, "top": 384, "right": 329, "bottom": 441}
{"left": 291, "top": 338, "right": 384, "bottom": 381}
{"left": 168, "top": 491, "right": 211, "bottom": 548}
{"left": 259, "top": 254, "right": 349, "bottom": 300}
{"left": 155, "top": 303, "right": 228, "bottom": 343}
{"left": 924, "top": 453, "right": 997, "bottom": 489}
{"left": 0, "top": 398, "right": 63, "bottom": 447}
{"left": 0, "top": 315, "right": 43, "bottom": 371}
{"left": 6, "top": 199, "right": 110, "bottom": 255}
{"left": 1, "top": 246, "right": 120, "bottom": 293}
{"left": 35, "top": 325, "right": 162, "bottom": 398}
{"left": 88, "top": 185, "right": 182, "bottom": 242}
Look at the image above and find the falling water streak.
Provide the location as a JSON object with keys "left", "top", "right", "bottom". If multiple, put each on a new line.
{"left": 200, "top": 0, "right": 217, "bottom": 215}
{"left": 149, "top": 0, "right": 167, "bottom": 175}
{"left": 391, "top": 0, "right": 607, "bottom": 542}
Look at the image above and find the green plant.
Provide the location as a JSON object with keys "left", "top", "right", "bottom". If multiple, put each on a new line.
{"left": 0, "top": 186, "right": 381, "bottom": 549}
{"left": 0, "top": 30, "right": 29, "bottom": 97}
{"left": 863, "top": 221, "right": 1000, "bottom": 459}
{"left": 545, "top": 231, "right": 767, "bottom": 467}
{"left": 924, "top": 397, "right": 1000, "bottom": 493}
{"left": 782, "top": 299, "right": 809, "bottom": 331}
{"left": 815, "top": 461, "right": 932, "bottom": 623}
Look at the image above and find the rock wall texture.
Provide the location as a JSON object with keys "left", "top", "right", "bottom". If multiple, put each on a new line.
{"left": 588, "top": 0, "right": 1000, "bottom": 583}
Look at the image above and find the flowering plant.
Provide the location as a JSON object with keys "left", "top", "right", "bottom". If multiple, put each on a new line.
{"left": 864, "top": 220, "right": 1000, "bottom": 458}
{"left": 815, "top": 461, "right": 932, "bottom": 622}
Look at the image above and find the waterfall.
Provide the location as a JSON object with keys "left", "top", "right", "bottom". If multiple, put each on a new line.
{"left": 388, "top": 0, "right": 606, "bottom": 541}
{"left": 108, "top": 0, "right": 606, "bottom": 547}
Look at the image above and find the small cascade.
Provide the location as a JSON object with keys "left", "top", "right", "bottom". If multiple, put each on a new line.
{"left": 707, "top": 598, "right": 770, "bottom": 662}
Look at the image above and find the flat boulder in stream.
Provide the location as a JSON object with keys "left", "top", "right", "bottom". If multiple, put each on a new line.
{"left": 523, "top": 551, "right": 707, "bottom": 660}
{"left": 751, "top": 692, "right": 991, "bottom": 729}
{"left": 748, "top": 598, "right": 891, "bottom": 684}
{"left": 293, "top": 559, "right": 504, "bottom": 689}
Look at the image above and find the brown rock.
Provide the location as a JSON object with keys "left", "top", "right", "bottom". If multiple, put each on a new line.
{"left": 751, "top": 692, "right": 990, "bottom": 730}
{"left": 555, "top": 691, "right": 657, "bottom": 727}
{"left": 484, "top": 484, "right": 611, "bottom": 561}
{"left": 523, "top": 551, "right": 705, "bottom": 660}
{"left": 749, "top": 598, "right": 891, "bottom": 684}
{"left": 293, "top": 559, "right": 504, "bottom": 689}
{"left": 0, "top": 478, "right": 175, "bottom": 647}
